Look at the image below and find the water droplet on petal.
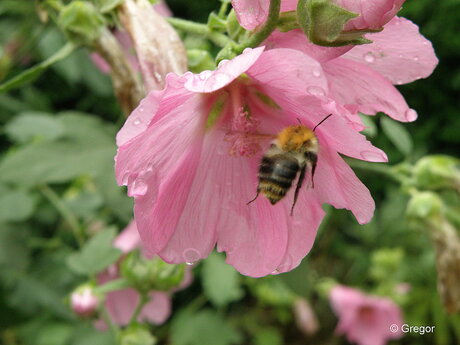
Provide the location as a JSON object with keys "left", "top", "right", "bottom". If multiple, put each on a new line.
{"left": 413, "top": 56, "right": 419, "bottom": 62}
{"left": 121, "top": 172, "right": 130, "bottom": 185}
{"left": 405, "top": 108, "right": 418, "bottom": 122}
{"left": 138, "top": 107, "right": 144, "bottom": 113}
{"left": 363, "top": 52, "right": 375, "bottom": 63}
{"left": 146, "top": 162, "right": 154, "bottom": 172}
{"left": 133, "top": 118, "right": 141, "bottom": 125}
{"left": 130, "top": 178, "right": 148, "bottom": 196}
{"left": 312, "top": 68, "right": 321, "bottom": 78}
{"left": 396, "top": 79, "right": 403, "bottom": 85}
{"left": 183, "top": 248, "right": 201, "bottom": 265}
{"left": 218, "top": 59, "right": 229, "bottom": 68}
{"left": 307, "top": 86, "right": 325, "bottom": 96}
{"left": 360, "top": 150, "right": 386, "bottom": 162}
{"left": 271, "top": 269, "right": 280, "bottom": 275}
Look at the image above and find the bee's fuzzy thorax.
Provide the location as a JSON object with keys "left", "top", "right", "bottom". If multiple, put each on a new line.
{"left": 277, "top": 125, "right": 316, "bottom": 152}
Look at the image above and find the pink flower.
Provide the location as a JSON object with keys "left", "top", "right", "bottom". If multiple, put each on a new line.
{"left": 71, "top": 285, "right": 99, "bottom": 318}
{"left": 330, "top": 285, "right": 404, "bottom": 345}
{"left": 96, "top": 221, "right": 190, "bottom": 327}
{"left": 115, "top": 47, "right": 388, "bottom": 277}
{"left": 265, "top": 17, "right": 438, "bottom": 122}
{"left": 231, "top": 0, "right": 404, "bottom": 31}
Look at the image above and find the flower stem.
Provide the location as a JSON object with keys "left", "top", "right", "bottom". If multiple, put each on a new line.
{"left": 96, "top": 278, "right": 131, "bottom": 294}
{"left": 100, "top": 305, "right": 119, "bottom": 335}
{"left": 129, "top": 293, "right": 149, "bottom": 325}
{"left": 167, "top": 17, "right": 231, "bottom": 47}
{"left": 218, "top": 0, "right": 230, "bottom": 18}
{"left": 234, "top": 0, "right": 281, "bottom": 53}
{"left": 38, "top": 185, "right": 85, "bottom": 247}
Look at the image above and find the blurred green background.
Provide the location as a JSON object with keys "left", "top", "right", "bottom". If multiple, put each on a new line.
{"left": 0, "top": 1, "right": 459, "bottom": 345}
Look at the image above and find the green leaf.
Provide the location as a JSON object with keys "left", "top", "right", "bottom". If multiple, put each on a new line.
{"left": 67, "top": 228, "right": 122, "bottom": 275}
{"left": 0, "top": 223, "right": 30, "bottom": 273}
{"left": 187, "top": 49, "right": 216, "bottom": 73}
{"left": 5, "top": 111, "right": 65, "bottom": 143}
{"left": 0, "top": 42, "right": 76, "bottom": 92}
{"left": 254, "top": 328, "right": 283, "bottom": 345}
{"left": 171, "top": 309, "right": 242, "bottom": 345}
{"left": 380, "top": 116, "right": 413, "bottom": 155}
{"left": 35, "top": 323, "right": 73, "bottom": 345}
{"left": 0, "top": 189, "right": 35, "bottom": 222}
{"left": 202, "top": 252, "right": 243, "bottom": 307}
{"left": 0, "top": 112, "right": 116, "bottom": 187}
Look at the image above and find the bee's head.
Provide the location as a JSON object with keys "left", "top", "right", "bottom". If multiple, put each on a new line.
{"left": 277, "top": 125, "right": 316, "bottom": 152}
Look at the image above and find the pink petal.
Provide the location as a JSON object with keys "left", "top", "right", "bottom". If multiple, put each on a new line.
{"left": 343, "top": 17, "right": 438, "bottom": 85}
{"left": 265, "top": 30, "right": 353, "bottom": 63}
{"left": 323, "top": 57, "right": 413, "bottom": 122}
{"left": 113, "top": 220, "right": 141, "bottom": 253}
{"left": 247, "top": 48, "right": 329, "bottom": 99}
{"left": 90, "top": 53, "right": 111, "bottom": 74}
{"left": 314, "top": 146, "right": 375, "bottom": 224}
{"left": 139, "top": 291, "right": 172, "bottom": 324}
{"left": 231, "top": 0, "right": 270, "bottom": 30}
{"left": 184, "top": 47, "right": 265, "bottom": 93}
{"left": 153, "top": 0, "right": 172, "bottom": 17}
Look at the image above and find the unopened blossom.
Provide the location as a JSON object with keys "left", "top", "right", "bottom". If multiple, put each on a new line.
{"left": 265, "top": 16, "right": 438, "bottom": 124}
{"left": 293, "top": 297, "right": 319, "bottom": 335}
{"left": 330, "top": 285, "right": 403, "bottom": 345}
{"left": 115, "top": 47, "right": 388, "bottom": 277}
{"left": 96, "top": 221, "right": 190, "bottom": 327}
{"left": 71, "top": 285, "right": 99, "bottom": 318}
{"left": 231, "top": 0, "right": 404, "bottom": 31}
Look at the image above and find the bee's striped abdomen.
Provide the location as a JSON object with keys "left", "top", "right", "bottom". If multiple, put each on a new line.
{"left": 258, "top": 155, "right": 299, "bottom": 204}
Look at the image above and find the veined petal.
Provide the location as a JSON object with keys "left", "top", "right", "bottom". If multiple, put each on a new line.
{"left": 265, "top": 30, "right": 352, "bottom": 63}
{"left": 139, "top": 291, "right": 172, "bottom": 325}
{"left": 231, "top": 0, "right": 270, "bottom": 30}
{"left": 343, "top": 17, "right": 438, "bottom": 85}
{"left": 323, "top": 57, "right": 412, "bottom": 122}
{"left": 315, "top": 146, "right": 375, "bottom": 224}
{"left": 113, "top": 220, "right": 141, "bottom": 253}
{"left": 184, "top": 47, "right": 265, "bottom": 93}
{"left": 247, "top": 48, "right": 329, "bottom": 99}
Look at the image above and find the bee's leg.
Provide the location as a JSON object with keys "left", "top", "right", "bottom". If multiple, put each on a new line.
{"left": 247, "top": 189, "right": 260, "bottom": 205}
{"left": 305, "top": 152, "right": 318, "bottom": 188}
{"left": 291, "top": 165, "right": 306, "bottom": 216}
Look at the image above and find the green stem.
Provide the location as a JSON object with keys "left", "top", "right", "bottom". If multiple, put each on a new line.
{"left": 38, "top": 185, "right": 85, "bottom": 246}
{"left": 218, "top": 1, "right": 230, "bottom": 18}
{"left": 167, "top": 17, "right": 231, "bottom": 47}
{"left": 234, "top": 0, "right": 281, "bottom": 53}
{"left": 129, "top": 293, "right": 149, "bottom": 325}
{"left": 95, "top": 278, "right": 130, "bottom": 294}
{"left": 100, "top": 306, "right": 119, "bottom": 335}
{"left": 346, "top": 159, "right": 404, "bottom": 183}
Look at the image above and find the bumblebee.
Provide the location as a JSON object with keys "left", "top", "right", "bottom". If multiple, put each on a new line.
{"left": 248, "top": 114, "right": 332, "bottom": 215}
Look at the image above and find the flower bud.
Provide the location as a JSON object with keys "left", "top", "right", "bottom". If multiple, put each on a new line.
{"left": 120, "top": 251, "right": 185, "bottom": 293}
{"left": 293, "top": 298, "right": 319, "bottom": 335}
{"left": 369, "top": 248, "right": 404, "bottom": 282}
{"left": 119, "top": 324, "right": 157, "bottom": 345}
{"left": 70, "top": 285, "right": 99, "bottom": 318}
{"left": 58, "top": 1, "right": 105, "bottom": 45}
{"left": 406, "top": 191, "right": 443, "bottom": 223}
{"left": 297, "top": 0, "right": 373, "bottom": 47}
{"left": 413, "top": 155, "right": 460, "bottom": 191}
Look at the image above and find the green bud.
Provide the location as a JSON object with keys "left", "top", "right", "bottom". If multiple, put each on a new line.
{"left": 297, "top": 0, "right": 374, "bottom": 46}
{"left": 277, "top": 11, "right": 299, "bottom": 33}
{"left": 370, "top": 248, "right": 404, "bottom": 282}
{"left": 94, "top": 0, "right": 125, "bottom": 13}
{"left": 119, "top": 324, "right": 157, "bottom": 345}
{"left": 315, "top": 277, "right": 337, "bottom": 298}
{"left": 187, "top": 49, "right": 216, "bottom": 73}
{"left": 120, "top": 251, "right": 185, "bottom": 293}
{"left": 58, "top": 1, "right": 105, "bottom": 45}
{"left": 207, "top": 12, "right": 227, "bottom": 31}
{"left": 406, "top": 191, "right": 443, "bottom": 223}
{"left": 414, "top": 155, "right": 460, "bottom": 191}
{"left": 226, "top": 10, "right": 243, "bottom": 40}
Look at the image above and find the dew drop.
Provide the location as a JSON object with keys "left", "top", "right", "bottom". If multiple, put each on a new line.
{"left": 404, "top": 108, "right": 418, "bottom": 122}
{"left": 307, "top": 86, "right": 325, "bottom": 96}
{"left": 396, "top": 79, "right": 403, "bottom": 85}
{"left": 130, "top": 178, "right": 148, "bottom": 196}
{"left": 133, "top": 118, "right": 141, "bottom": 125}
{"left": 413, "top": 56, "right": 419, "bottom": 62}
{"left": 121, "top": 172, "right": 130, "bottom": 185}
{"left": 312, "top": 68, "right": 321, "bottom": 78}
{"left": 183, "top": 248, "right": 201, "bottom": 265}
{"left": 363, "top": 52, "right": 375, "bottom": 63}
{"left": 218, "top": 59, "right": 229, "bottom": 68}
{"left": 360, "top": 150, "right": 386, "bottom": 162}
{"left": 138, "top": 107, "right": 144, "bottom": 113}
{"left": 146, "top": 162, "right": 154, "bottom": 172}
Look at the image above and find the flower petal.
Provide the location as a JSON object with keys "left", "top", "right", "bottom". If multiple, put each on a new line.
{"left": 323, "top": 57, "right": 413, "bottom": 122}
{"left": 314, "top": 146, "right": 375, "bottom": 224}
{"left": 139, "top": 291, "right": 172, "bottom": 325}
{"left": 265, "top": 30, "right": 352, "bottom": 63}
{"left": 113, "top": 220, "right": 141, "bottom": 253}
{"left": 247, "top": 48, "right": 329, "bottom": 99}
{"left": 343, "top": 17, "right": 438, "bottom": 85}
{"left": 231, "top": 0, "right": 270, "bottom": 30}
{"left": 184, "top": 47, "right": 265, "bottom": 93}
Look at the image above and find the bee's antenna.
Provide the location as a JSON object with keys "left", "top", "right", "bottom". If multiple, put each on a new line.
{"left": 313, "top": 113, "right": 333, "bottom": 132}
{"left": 296, "top": 118, "right": 302, "bottom": 125}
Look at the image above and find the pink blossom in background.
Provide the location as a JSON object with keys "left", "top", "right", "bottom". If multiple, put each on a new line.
{"left": 231, "top": 0, "right": 404, "bottom": 31}
{"left": 115, "top": 47, "right": 388, "bottom": 277}
{"left": 96, "top": 221, "right": 191, "bottom": 328}
{"left": 330, "top": 285, "right": 403, "bottom": 345}
{"left": 265, "top": 17, "right": 438, "bottom": 122}
{"left": 71, "top": 286, "right": 99, "bottom": 318}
